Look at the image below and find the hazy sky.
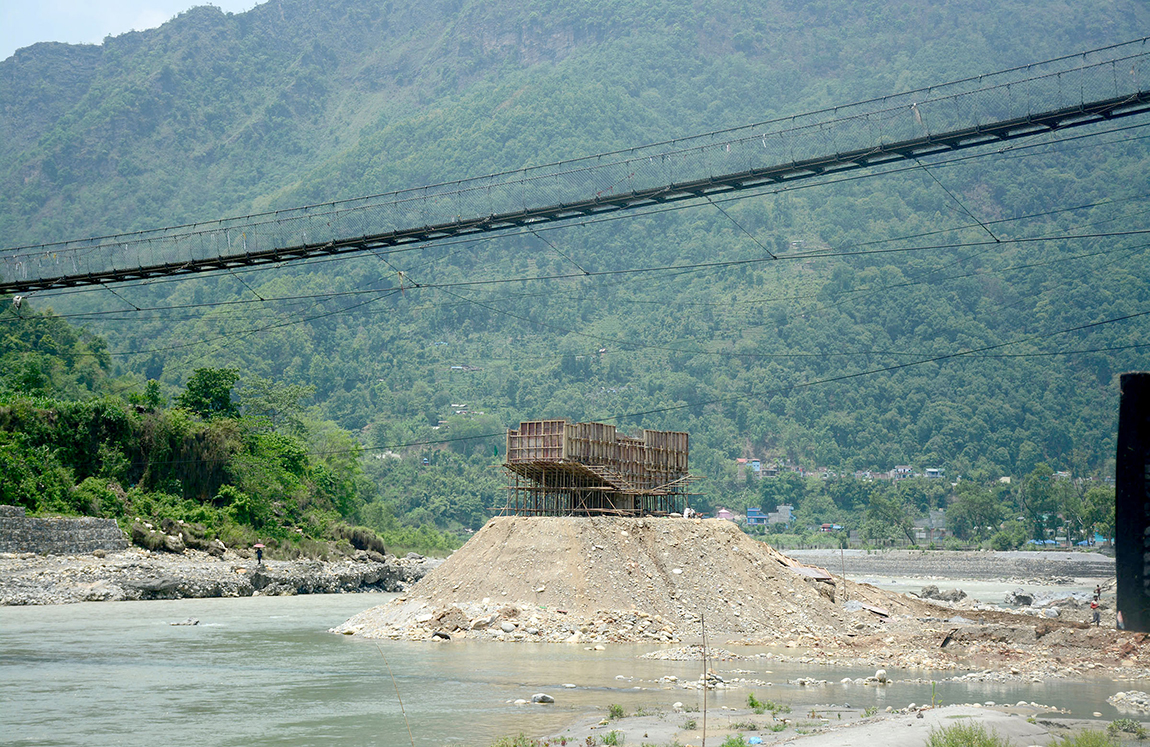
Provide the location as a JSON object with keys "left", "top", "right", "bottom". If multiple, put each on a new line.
{"left": 1, "top": 1, "right": 262, "bottom": 61}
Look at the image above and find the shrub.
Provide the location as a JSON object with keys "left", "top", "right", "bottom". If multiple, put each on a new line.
{"left": 925, "top": 722, "right": 1011, "bottom": 747}
{"left": 607, "top": 704, "right": 625, "bottom": 721}
{"left": 1055, "top": 730, "right": 1120, "bottom": 746}
{"left": 719, "top": 736, "right": 747, "bottom": 747}
{"left": 600, "top": 731, "right": 622, "bottom": 746}
{"left": 1107, "top": 719, "right": 1148, "bottom": 739}
{"left": 747, "top": 693, "right": 789, "bottom": 715}
{"left": 332, "top": 522, "right": 387, "bottom": 554}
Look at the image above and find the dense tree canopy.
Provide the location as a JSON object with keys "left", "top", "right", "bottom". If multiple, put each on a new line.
{"left": 0, "top": 0, "right": 1143, "bottom": 542}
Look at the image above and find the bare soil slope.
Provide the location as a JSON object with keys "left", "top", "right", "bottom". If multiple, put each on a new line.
{"left": 334, "top": 516, "right": 1150, "bottom": 680}
{"left": 334, "top": 516, "right": 938, "bottom": 643}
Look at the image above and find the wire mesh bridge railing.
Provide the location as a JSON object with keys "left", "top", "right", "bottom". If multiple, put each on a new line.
{"left": 3, "top": 38, "right": 1149, "bottom": 294}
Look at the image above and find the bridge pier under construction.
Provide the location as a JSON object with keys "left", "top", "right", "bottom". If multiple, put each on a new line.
{"left": 503, "top": 420, "right": 693, "bottom": 516}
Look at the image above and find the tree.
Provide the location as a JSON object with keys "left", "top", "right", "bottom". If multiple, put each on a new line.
{"left": 1019, "top": 463, "right": 1057, "bottom": 541}
{"left": 176, "top": 368, "right": 241, "bottom": 419}
{"left": 861, "top": 489, "right": 915, "bottom": 544}
{"left": 1082, "top": 484, "right": 1115, "bottom": 544}
{"left": 239, "top": 376, "right": 315, "bottom": 435}
{"left": 947, "top": 482, "right": 1003, "bottom": 541}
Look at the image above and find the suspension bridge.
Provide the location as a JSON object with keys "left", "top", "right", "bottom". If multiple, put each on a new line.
{"left": 2, "top": 38, "right": 1149, "bottom": 295}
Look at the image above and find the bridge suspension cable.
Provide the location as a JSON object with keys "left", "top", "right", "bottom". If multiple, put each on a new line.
{"left": 3, "top": 38, "right": 1149, "bottom": 294}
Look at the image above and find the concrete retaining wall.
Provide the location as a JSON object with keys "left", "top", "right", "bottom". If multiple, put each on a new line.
{"left": 0, "top": 505, "right": 128, "bottom": 554}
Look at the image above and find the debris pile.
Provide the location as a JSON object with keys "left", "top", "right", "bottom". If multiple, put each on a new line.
{"left": 332, "top": 516, "right": 934, "bottom": 642}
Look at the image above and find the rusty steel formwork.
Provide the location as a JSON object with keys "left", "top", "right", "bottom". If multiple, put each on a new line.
{"left": 503, "top": 420, "right": 693, "bottom": 516}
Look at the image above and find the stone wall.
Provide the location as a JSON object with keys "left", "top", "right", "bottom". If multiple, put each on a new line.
{"left": 0, "top": 505, "right": 128, "bottom": 554}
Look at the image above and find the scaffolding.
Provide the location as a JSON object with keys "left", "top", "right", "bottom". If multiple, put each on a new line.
{"left": 503, "top": 420, "right": 693, "bottom": 516}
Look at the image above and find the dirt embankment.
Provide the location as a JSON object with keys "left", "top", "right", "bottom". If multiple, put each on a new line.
{"left": 334, "top": 517, "right": 1150, "bottom": 679}
{"left": 336, "top": 516, "right": 939, "bottom": 642}
{"left": 786, "top": 548, "right": 1114, "bottom": 582}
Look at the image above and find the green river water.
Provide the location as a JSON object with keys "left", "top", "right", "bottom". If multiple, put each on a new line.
{"left": 0, "top": 593, "right": 1135, "bottom": 746}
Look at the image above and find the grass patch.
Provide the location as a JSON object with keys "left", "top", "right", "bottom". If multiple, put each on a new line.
{"left": 607, "top": 704, "right": 625, "bottom": 721}
{"left": 489, "top": 735, "right": 573, "bottom": 747}
{"left": 926, "top": 722, "right": 1011, "bottom": 747}
{"left": 1054, "top": 731, "right": 1120, "bottom": 746}
{"left": 730, "top": 721, "right": 757, "bottom": 731}
{"left": 681, "top": 719, "right": 697, "bottom": 731}
{"left": 747, "top": 693, "right": 790, "bottom": 716}
{"left": 600, "top": 730, "right": 623, "bottom": 746}
{"left": 719, "top": 736, "right": 748, "bottom": 747}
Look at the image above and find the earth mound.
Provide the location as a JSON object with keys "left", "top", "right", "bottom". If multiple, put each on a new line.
{"left": 332, "top": 515, "right": 939, "bottom": 643}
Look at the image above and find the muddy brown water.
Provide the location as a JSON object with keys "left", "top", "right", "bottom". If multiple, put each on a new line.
{"left": 0, "top": 593, "right": 1136, "bottom": 746}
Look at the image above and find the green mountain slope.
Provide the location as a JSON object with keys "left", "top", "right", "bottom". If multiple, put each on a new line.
{"left": 1, "top": 0, "right": 1147, "bottom": 535}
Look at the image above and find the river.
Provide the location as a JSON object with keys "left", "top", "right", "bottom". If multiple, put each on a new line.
{"left": 0, "top": 593, "right": 1133, "bottom": 746}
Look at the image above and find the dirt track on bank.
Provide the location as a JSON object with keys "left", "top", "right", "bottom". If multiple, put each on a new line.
{"left": 785, "top": 548, "right": 1114, "bottom": 582}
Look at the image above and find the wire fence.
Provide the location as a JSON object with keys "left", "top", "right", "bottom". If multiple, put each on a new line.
{"left": 3, "top": 38, "right": 1148, "bottom": 291}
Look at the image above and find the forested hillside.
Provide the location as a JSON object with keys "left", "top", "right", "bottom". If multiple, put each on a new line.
{"left": 0, "top": 0, "right": 1146, "bottom": 544}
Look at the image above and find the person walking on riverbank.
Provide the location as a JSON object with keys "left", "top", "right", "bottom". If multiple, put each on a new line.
{"left": 255, "top": 544, "right": 263, "bottom": 566}
{"left": 1091, "top": 600, "right": 1101, "bottom": 626}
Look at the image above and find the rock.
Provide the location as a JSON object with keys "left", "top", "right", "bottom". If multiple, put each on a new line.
{"left": 501, "top": 621, "right": 517, "bottom": 633}
{"left": 170, "top": 617, "right": 199, "bottom": 626}
{"left": 92, "top": 549, "right": 106, "bottom": 558}
{"left": 432, "top": 607, "right": 470, "bottom": 632}
{"left": 431, "top": 630, "right": 452, "bottom": 640}
{"left": 129, "top": 522, "right": 164, "bottom": 551}
{"left": 875, "top": 669, "right": 888, "bottom": 683}
{"left": 1109, "top": 691, "right": 1150, "bottom": 712}
{"left": 162, "top": 534, "right": 186, "bottom": 554}
{"left": 129, "top": 576, "right": 181, "bottom": 599}
{"left": 1004, "top": 589, "right": 1034, "bottom": 606}
{"left": 406, "top": 552, "right": 423, "bottom": 560}
{"left": 920, "top": 585, "right": 967, "bottom": 603}
{"left": 531, "top": 693, "right": 555, "bottom": 704}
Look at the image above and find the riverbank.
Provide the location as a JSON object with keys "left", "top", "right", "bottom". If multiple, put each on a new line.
{"left": 0, "top": 547, "right": 443, "bottom": 605}
{"left": 553, "top": 700, "right": 1116, "bottom": 747}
